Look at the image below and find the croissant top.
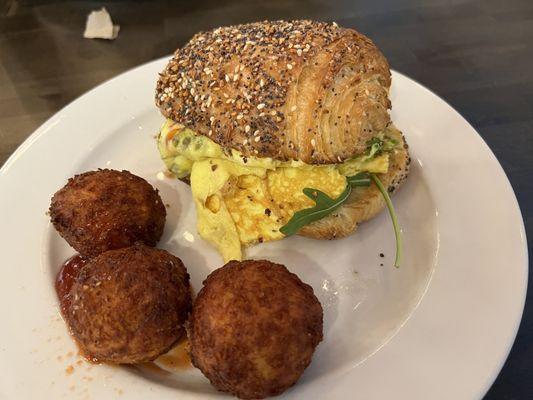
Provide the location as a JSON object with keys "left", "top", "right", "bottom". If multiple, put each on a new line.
{"left": 156, "top": 20, "right": 392, "bottom": 164}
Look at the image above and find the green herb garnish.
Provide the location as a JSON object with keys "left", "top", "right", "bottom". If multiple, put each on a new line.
{"left": 363, "top": 136, "right": 398, "bottom": 161}
{"left": 370, "top": 173, "right": 402, "bottom": 267}
{"left": 347, "top": 173, "right": 371, "bottom": 186}
{"left": 279, "top": 171, "right": 403, "bottom": 268}
{"left": 366, "top": 137, "right": 384, "bottom": 160}
{"left": 279, "top": 172, "right": 370, "bottom": 236}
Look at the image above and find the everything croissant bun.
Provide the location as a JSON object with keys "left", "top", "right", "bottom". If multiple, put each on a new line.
{"left": 156, "top": 20, "right": 410, "bottom": 240}
{"left": 156, "top": 20, "right": 392, "bottom": 164}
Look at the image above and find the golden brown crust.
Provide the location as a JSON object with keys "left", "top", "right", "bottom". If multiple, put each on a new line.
{"left": 66, "top": 245, "right": 191, "bottom": 364}
{"left": 50, "top": 169, "right": 166, "bottom": 258}
{"left": 299, "top": 125, "right": 410, "bottom": 239}
{"left": 188, "top": 259, "right": 323, "bottom": 399}
{"left": 156, "top": 20, "right": 391, "bottom": 163}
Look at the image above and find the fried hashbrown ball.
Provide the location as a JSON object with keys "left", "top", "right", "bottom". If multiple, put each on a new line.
{"left": 188, "top": 259, "right": 323, "bottom": 399}
{"left": 65, "top": 244, "right": 191, "bottom": 364}
{"left": 50, "top": 169, "right": 166, "bottom": 258}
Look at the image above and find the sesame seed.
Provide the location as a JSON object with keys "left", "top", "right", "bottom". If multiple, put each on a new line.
{"left": 311, "top": 139, "right": 316, "bottom": 147}
{"left": 155, "top": 20, "right": 350, "bottom": 159}
{"left": 254, "top": 136, "right": 261, "bottom": 142}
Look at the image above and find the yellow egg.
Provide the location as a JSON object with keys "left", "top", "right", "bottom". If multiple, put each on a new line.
{"left": 266, "top": 166, "right": 346, "bottom": 222}
{"left": 190, "top": 158, "right": 266, "bottom": 262}
{"left": 224, "top": 175, "right": 284, "bottom": 245}
{"left": 159, "top": 119, "right": 393, "bottom": 261}
{"left": 338, "top": 153, "right": 389, "bottom": 176}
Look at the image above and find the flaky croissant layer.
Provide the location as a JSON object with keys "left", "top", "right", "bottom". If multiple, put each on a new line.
{"left": 156, "top": 20, "right": 392, "bottom": 164}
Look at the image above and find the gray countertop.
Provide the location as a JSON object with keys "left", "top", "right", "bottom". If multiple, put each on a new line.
{"left": 1, "top": 0, "right": 531, "bottom": 398}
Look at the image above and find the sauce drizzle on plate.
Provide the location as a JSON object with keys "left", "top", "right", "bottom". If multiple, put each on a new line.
{"left": 55, "top": 254, "right": 88, "bottom": 315}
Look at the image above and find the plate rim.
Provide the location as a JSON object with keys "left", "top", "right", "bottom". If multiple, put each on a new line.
{"left": 0, "top": 57, "right": 528, "bottom": 400}
{"left": 390, "top": 69, "right": 529, "bottom": 399}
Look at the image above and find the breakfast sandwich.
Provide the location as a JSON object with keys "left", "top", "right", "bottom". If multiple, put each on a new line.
{"left": 156, "top": 20, "right": 410, "bottom": 263}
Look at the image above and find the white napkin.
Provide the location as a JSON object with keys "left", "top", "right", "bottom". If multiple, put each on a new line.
{"left": 83, "top": 7, "right": 120, "bottom": 40}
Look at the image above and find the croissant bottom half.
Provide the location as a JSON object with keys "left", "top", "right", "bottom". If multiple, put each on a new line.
{"left": 299, "top": 125, "right": 410, "bottom": 239}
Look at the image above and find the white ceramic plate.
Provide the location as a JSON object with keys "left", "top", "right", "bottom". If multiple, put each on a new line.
{"left": 0, "top": 58, "right": 527, "bottom": 400}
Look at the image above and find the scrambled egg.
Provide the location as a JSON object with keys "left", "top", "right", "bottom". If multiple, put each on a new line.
{"left": 159, "top": 119, "right": 390, "bottom": 262}
{"left": 190, "top": 159, "right": 267, "bottom": 261}
{"left": 266, "top": 167, "right": 346, "bottom": 223}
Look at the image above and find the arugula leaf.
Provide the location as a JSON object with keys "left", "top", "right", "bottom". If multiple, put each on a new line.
{"left": 363, "top": 138, "right": 383, "bottom": 161}
{"left": 279, "top": 187, "right": 351, "bottom": 236}
{"left": 279, "top": 173, "right": 370, "bottom": 236}
{"left": 363, "top": 136, "right": 398, "bottom": 161}
{"left": 370, "top": 174, "right": 402, "bottom": 267}
{"left": 347, "top": 172, "right": 371, "bottom": 187}
{"left": 279, "top": 171, "right": 403, "bottom": 268}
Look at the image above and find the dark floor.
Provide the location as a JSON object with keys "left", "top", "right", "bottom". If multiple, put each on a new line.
{"left": 1, "top": 0, "right": 532, "bottom": 398}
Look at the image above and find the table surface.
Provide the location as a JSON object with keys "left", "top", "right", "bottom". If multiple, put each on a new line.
{"left": 1, "top": 0, "right": 531, "bottom": 398}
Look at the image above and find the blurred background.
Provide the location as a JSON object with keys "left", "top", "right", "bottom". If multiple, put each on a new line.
{"left": 1, "top": 1, "right": 531, "bottom": 398}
